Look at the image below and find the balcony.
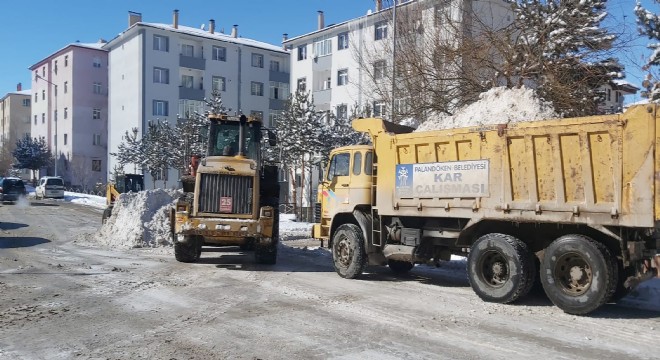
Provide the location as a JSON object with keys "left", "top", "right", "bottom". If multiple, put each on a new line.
{"left": 269, "top": 70, "right": 289, "bottom": 83}
{"left": 179, "top": 54, "right": 206, "bottom": 70}
{"left": 179, "top": 86, "right": 205, "bottom": 101}
{"left": 313, "top": 88, "right": 331, "bottom": 105}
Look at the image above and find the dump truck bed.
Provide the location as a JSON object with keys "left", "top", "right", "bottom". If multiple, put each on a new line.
{"left": 354, "top": 104, "right": 658, "bottom": 228}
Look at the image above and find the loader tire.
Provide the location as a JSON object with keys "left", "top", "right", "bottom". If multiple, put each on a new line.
{"left": 102, "top": 207, "right": 112, "bottom": 224}
{"left": 174, "top": 236, "right": 201, "bottom": 263}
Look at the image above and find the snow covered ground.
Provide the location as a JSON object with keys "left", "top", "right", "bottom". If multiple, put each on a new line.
{"left": 33, "top": 188, "right": 657, "bottom": 313}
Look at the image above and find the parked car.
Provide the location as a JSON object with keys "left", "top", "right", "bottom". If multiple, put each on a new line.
{"left": 0, "top": 177, "right": 28, "bottom": 203}
{"left": 35, "top": 176, "right": 65, "bottom": 199}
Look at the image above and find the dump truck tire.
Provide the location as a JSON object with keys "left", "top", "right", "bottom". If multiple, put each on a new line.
{"left": 174, "top": 236, "right": 201, "bottom": 263}
{"left": 332, "top": 224, "right": 367, "bottom": 279}
{"left": 541, "top": 235, "right": 617, "bottom": 315}
{"left": 467, "top": 233, "right": 535, "bottom": 304}
{"left": 388, "top": 260, "right": 414, "bottom": 274}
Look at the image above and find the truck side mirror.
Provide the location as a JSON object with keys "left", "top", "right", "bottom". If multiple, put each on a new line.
{"left": 268, "top": 130, "right": 277, "bottom": 146}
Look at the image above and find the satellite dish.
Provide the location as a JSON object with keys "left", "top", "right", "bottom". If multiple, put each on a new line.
{"left": 201, "top": 24, "right": 206, "bottom": 30}
{"left": 367, "top": 9, "right": 372, "bottom": 15}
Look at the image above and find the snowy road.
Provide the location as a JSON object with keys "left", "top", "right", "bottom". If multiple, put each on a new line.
{"left": 1, "top": 200, "right": 658, "bottom": 359}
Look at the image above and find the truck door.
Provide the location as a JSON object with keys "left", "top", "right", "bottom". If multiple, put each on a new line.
{"left": 323, "top": 151, "right": 352, "bottom": 217}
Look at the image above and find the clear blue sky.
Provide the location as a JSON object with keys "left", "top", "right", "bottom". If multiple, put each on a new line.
{"left": 0, "top": 0, "right": 655, "bottom": 103}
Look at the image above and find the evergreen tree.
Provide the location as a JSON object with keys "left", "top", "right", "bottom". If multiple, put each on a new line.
{"left": 275, "top": 88, "right": 325, "bottom": 216}
{"left": 503, "top": 0, "right": 622, "bottom": 116}
{"left": 636, "top": 1, "right": 660, "bottom": 100}
{"left": 12, "top": 135, "right": 51, "bottom": 181}
{"left": 111, "top": 128, "right": 145, "bottom": 174}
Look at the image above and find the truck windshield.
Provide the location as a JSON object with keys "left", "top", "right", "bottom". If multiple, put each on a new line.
{"left": 208, "top": 121, "right": 259, "bottom": 159}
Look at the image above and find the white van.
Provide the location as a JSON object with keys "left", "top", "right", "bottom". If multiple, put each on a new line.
{"left": 35, "top": 176, "right": 65, "bottom": 199}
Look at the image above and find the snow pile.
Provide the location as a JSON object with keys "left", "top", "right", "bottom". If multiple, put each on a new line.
{"left": 95, "top": 189, "right": 180, "bottom": 248}
{"left": 279, "top": 213, "right": 313, "bottom": 241}
{"left": 64, "top": 192, "right": 106, "bottom": 209}
{"left": 416, "top": 86, "right": 559, "bottom": 131}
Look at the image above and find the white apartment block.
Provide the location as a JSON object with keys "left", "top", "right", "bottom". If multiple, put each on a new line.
{"left": 598, "top": 80, "right": 640, "bottom": 114}
{"left": 0, "top": 83, "right": 32, "bottom": 179}
{"left": 104, "top": 10, "right": 290, "bottom": 189}
{"left": 29, "top": 42, "right": 109, "bottom": 189}
{"left": 283, "top": 0, "right": 511, "bottom": 122}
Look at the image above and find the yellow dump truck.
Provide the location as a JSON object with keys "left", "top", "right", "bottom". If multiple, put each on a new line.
{"left": 313, "top": 104, "right": 660, "bottom": 315}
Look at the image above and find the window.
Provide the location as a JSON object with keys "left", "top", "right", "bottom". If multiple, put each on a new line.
{"left": 394, "top": 98, "right": 409, "bottom": 114}
{"left": 153, "top": 168, "right": 168, "bottom": 181}
{"left": 269, "top": 110, "right": 282, "bottom": 128}
{"left": 336, "top": 104, "right": 348, "bottom": 120}
{"left": 92, "top": 160, "right": 101, "bottom": 172}
{"left": 434, "top": 3, "right": 449, "bottom": 26}
{"left": 323, "top": 77, "right": 331, "bottom": 90}
{"left": 42, "top": 90, "right": 45, "bottom": 100}
{"left": 337, "top": 69, "right": 348, "bottom": 86}
{"left": 64, "top": 81, "right": 68, "bottom": 93}
{"left": 93, "top": 134, "right": 101, "bottom": 146}
{"left": 153, "top": 67, "right": 169, "bottom": 84}
{"left": 54, "top": 60, "right": 58, "bottom": 74}
{"left": 365, "top": 151, "right": 373, "bottom": 175}
{"left": 93, "top": 57, "right": 102, "bottom": 68}
{"left": 250, "top": 110, "right": 263, "bottom": 121}
{"left": 181, "top": 44, "right": 194, "bottom": 57}
{"left": 153, "top": 100, "right": 169, "bottom": 116}
{"left": 42, "top": 67, "right": 45, "bottom": 76}
{"left": 212, "top": 46, "right": 226, "bottom": 61}
{"left": 270, "top": 81, "right": 289, "bottom": 100}
{"left": 42, "top": 113, "right": 45, "bottom": 124}
{"left": 64, "top": 107, "right": 68, "bottom": 119}
{"left": 22, "top": 99, "right": 30, "bottom": 107}
{"left": 607, "top": 89, "right": 611, "bottom": 101}
{"left": 327, "top": 152, "right": 350, "bottom": 181}
{"left": 374, "top": 60, "right": 387, "bottom": 80}
{"left": 373, "top": 100, "right": 386, "bottom": 117}
{"left": 353, "top": 152, "right": 362, "bottom": 175}
{"left": 181, "top": 75, "right": 193, "bottom": 88}
{"left": 93, "top": 108, "right": 101, "bottom": 119}
{"left": 64, "top": 134, "right": 68, "bottom": 145}
{"left": 251, "top": 81, "right": 264, "bottom": 96}
{"left": 34, "top": 115, "right": 37, "bottom": 125}
{"left": 375, "top": 21, "right": 388, "bottom": 40}
{"left": 270, "top": 60, "right": 280, "bottom": 72}
{"left": 212, "top": 76, "right": 226, "bottom": 92}
{"left": 64, "top": 55, "right": 69, "bottom": 67}
{"left": 338, "top": 32, "right": 349, "bottom": 50}
{"left": 34, "top": 93, "right": 38, "bottom": 103}
{"left": 93, "top": 82, "right": 102, "bottom": 94}
{"left": 251, "top": 53, "right": 264, "bottom": 68}
{"left": 178, "top": 100, "right": 205, "bottom": 119}
{"left": 54, "top": 110, "right": 58, "bottom": 121}
{"left": 297, "top": 77, "right": 307, "bottom": 92}
{"left": 154, "top": 35, "right": 169, "bottom": 51}
{"left": 297, "top": 45, "right": 307, "bottom": 61}
{"left": 313, "top": 37, "right": 332, "bottom": 57}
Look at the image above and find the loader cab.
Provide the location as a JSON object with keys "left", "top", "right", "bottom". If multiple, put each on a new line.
{"left": 207, "top": 114, "right": 262, "bottom": 160}
{"left": 317, "top": 145, "right": 374, "bottom": 228}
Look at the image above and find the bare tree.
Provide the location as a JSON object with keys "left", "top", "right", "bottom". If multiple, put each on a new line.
{"left": 70, "top": 155, "right": 94, "bottom": 191}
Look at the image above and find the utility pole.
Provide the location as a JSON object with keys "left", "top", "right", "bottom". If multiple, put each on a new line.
{"left": 35, "top": 74, "right": 58, "bottom": 177}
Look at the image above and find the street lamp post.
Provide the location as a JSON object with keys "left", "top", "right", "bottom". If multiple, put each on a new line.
{"left": 35, "top": 74, "right": 58, "bottom": 177}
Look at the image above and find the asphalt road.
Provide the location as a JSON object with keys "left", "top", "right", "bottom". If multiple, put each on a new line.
{"left": 1, "top": 199, "right": 658, "bottom": 360}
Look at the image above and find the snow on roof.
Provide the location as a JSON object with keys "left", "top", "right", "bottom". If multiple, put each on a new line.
{"left": 6, "top": 89, "right": 31, "bottom": 96}
{"left": 612, "top": 79, "right": 640, "bottom": 92}
{"left": 415, "top": 86, "right": 559, "bottom": 132}
{"left": 135, "top": 23, "right": 287, "bottom": 53}
{"left": 29, "top": 41, "right": 107, "bottom": 70}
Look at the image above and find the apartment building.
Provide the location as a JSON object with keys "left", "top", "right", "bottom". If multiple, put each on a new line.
{"left": 29, "top": 41, "right": 109, "bottom": 189}
{"left": 0, "top": 83, "right": 31, "bottom": 179}
{"left": 598, "top": 80, "right": 640, "bottom": 114}
{"left": 104, "top": 10, "right": 290, "bottom": 188}
{"left": 283, "top": 0, "right": 511, "bottom": 122}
